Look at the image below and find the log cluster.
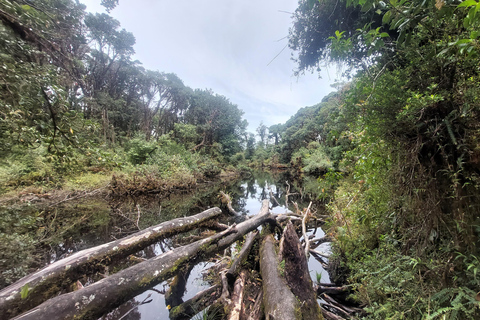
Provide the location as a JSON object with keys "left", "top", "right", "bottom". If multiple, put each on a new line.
{"left": 1, "top": 194, "right": 362, "bottom": 320}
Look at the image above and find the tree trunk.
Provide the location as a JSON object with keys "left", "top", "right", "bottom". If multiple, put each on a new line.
{"left": 282, "top": 221, "right": 324, "bottom": 320}
{"left": 0, "top": 207, "right": 223, "bottom": 319}
{"left": 169, "top": 285, "right": 221, "bottom": 320}
{"left": 226, "top": 231, "right": 257, "bottom": 283}
{"left": 260, "top": 234, "right": 298, "bottom": 320}
{"left": 13, "top": 203, "right": 273, "bottom": 320}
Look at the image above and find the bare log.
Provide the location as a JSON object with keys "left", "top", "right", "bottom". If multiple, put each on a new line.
{"left": 259, "top": 234, "right": 298, "bottom": 320}
{"left": 322, "top": 293, "right": 363, "bottom": 316}
{"left": 169, "top": 285, "right": 221, "bottom": 320}
{"left": 0, "top": 207, "right": 223, "bottom": 319}
{"left": 13, "top": 203, "right": 273, "bottom": 320}
{"left": 302, "top": 202, "right": 313, "bottom": 258}
{"left": 228, "top": 270, "right": 247, "bottom": 320}
{"left": 226, "top": 231, "right": 257, "bottom": 283}
{"left": 310, "top": 236, "right": 334, "bottom": 249}
{"left": 282, "top": 221, "right": 324, "bottom": 320}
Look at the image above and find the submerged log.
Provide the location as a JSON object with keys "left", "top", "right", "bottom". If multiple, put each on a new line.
{"left": 0, "top": 207, "right": 223, "bottom": 319}
{"left": 260, "top": 234, "right": 298, "bottom": 320}
{"left": 282, "top": 221, "right": 323, "bottom": 320}
{"left": 220, "top": 191, "right": 241, "bottom": 216}
{"left": 13, "top": 202, "right": 273, "bottom": 320}
{"left": 169, "top": 285, "right": 222, "bottom": 320}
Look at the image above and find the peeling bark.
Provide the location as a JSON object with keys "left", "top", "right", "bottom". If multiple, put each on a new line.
{"left": 0, "top": 207, "right": 223, "bottom": 319}
{"left": 13, "top": 203, "right": 273, "bottom": 320}
{"left": 228, "top": 270, "right": 247, "bottom": 320}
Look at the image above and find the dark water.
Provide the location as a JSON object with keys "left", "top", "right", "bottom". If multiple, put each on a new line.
{"left": 46, "top": 171, "right": 331, "bottom": 320}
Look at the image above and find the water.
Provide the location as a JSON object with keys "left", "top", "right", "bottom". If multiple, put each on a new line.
{"left": 93, "top": 171, "right": 330, "bottom": 320}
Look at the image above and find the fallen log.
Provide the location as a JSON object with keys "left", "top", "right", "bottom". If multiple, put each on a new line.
{"left": 226, "top": 231, "right": 257, "bottom": 283}
{"left": 282, "top": 221, "right": 324, "bottom": 320}
{"left": 0, "top": 207, "right": 223, "bottom": 319}
{"left": 14, "top": 202, "right": 273, "bottom": 320}
{"left": 165, "top": 264, "right": 194, "bottom": 309}
{"left": 315, "top": 285, "right": 350, "bottom": 296}
{"left": 169, "top": 285, "right": 221, "bottom": 320}
{"left": 260, "top": 233, "right": 298, "bottom": 320}
{"left": 228, "top": 270, "right": 247, "bottom": 320}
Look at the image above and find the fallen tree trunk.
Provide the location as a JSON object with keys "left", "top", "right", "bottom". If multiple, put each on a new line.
{"left": 0, "top": 207, "right": 223, "bottom": 319}
{"left": 260, "top": 234, "right": 298, "bottom": 320}
{"left": 169, "top": 285, "right": 221, "bottom": 320}
{"left": 228, "top": 270, "right": 247, "bottom": 320}
{"left": 226, "top": 231, "right": 257, "bottom": 283}
{"left": 14, "top": 202, "right": 273, "bottom": 320}
{"left": 282, "top": 221, "right": 324, "bottom": 320}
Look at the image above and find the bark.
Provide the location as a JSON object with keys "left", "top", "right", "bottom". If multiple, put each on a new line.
{"left": 282, "top": 221, "right": 324, "bottom": 320}
{"left": 315, "top": 285, "right": 349, "bottom": 296}
{"left": 228, "top": 270, "right": 247, "bottom": 320}
{"left": 13, "top": 203, "right": 273, "bottom": 320}
{"left": 0, "top": 207, "right": 223, "bottom": 319}
{"left": 246, "top": 290, "right": 264, "bottom": 320}
{"left": 226, "top": 231, "right": 257, "bottom": 283}
{"left": 259, "top": 234, "right": 298, "bottom": 320}
{"left": 169, "top": 285, "right": 222, "bottom": 320}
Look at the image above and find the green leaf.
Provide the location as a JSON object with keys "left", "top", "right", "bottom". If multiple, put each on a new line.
{"left": 21, "top": 284, "right": 29, "bottom": 299}
{"left": 382, "top": 10, "right": 393, "bottom": 24}
{"left": 457, "top": 0, "right": 478, "bottom": 8}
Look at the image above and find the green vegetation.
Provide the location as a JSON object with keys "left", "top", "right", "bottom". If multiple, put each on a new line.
{"left": 280, "top": 0, "right": 480, "bottom": 318}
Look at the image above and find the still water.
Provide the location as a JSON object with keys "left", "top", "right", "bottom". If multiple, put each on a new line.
{"left": 49, "top": 171, "right": 330, "bottom": 320}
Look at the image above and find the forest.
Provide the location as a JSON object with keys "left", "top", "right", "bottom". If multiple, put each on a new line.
{"left": 1, "top": 0, "right": 480, "bottom": 319}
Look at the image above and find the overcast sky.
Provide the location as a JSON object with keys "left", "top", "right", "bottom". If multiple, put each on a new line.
{"left": 80, "top": 0, "right": 336, "bottom": 133}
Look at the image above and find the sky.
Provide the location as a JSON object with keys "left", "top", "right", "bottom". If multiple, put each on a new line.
{"left": 80, "top": 0, "right": 336, "bottom": 133}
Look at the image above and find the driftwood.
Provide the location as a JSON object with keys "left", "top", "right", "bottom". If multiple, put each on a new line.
{"left": 0, "top": 207, "right": 223, "bottom": 319}
{"left": 260, "top": 234, "right": 298, "bottom": 320}
{"left": 13, "top": 202, "right": 273, "bottom": 320}
{"left": 282, "top": 221, "right": 324, "bottom": 320}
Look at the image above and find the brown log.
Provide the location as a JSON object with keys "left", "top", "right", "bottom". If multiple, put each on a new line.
{"left": 322, "top": 293, "right": 363, "bottom": 316}
{"left": 13, "top": 202, "right": 273, "bottom": 320}
{"left": 321, "top": 307, "right": 345, "bottom": 320}
{"left": 226, "top": 231, "right": 257, "bottom": 283}
{"left": 228, "top": 270, "right": 247, "bottom": 320}
{"left": 0, "top": 207, "right": 223, "bottom": 319}
{"left": 259, "top": 234, "right": 298, "bottom": 320}
{"left": 315, "top": 285, "right": 350, "bottom": 296}
{"left": 281, "top": 221, "right": 324, "bottom": 320}
{"left": 169, "top": 285, "right": 222, "bottom": 320}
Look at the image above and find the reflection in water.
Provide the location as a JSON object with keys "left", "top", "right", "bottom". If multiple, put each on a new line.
{"left": 50, "top": 170, "right": 329, "bottom": 320}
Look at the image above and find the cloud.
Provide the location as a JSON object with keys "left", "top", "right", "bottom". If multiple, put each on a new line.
{"left": 80, "top": 0, "right": 335, "bottom": 133}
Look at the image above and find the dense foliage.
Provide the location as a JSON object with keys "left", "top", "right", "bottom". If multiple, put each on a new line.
{"left": 0, "top": 0, "right": 249, "bottom": 189}
{"left": 284, "top": 0, "right": 480, "bottom": 318}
